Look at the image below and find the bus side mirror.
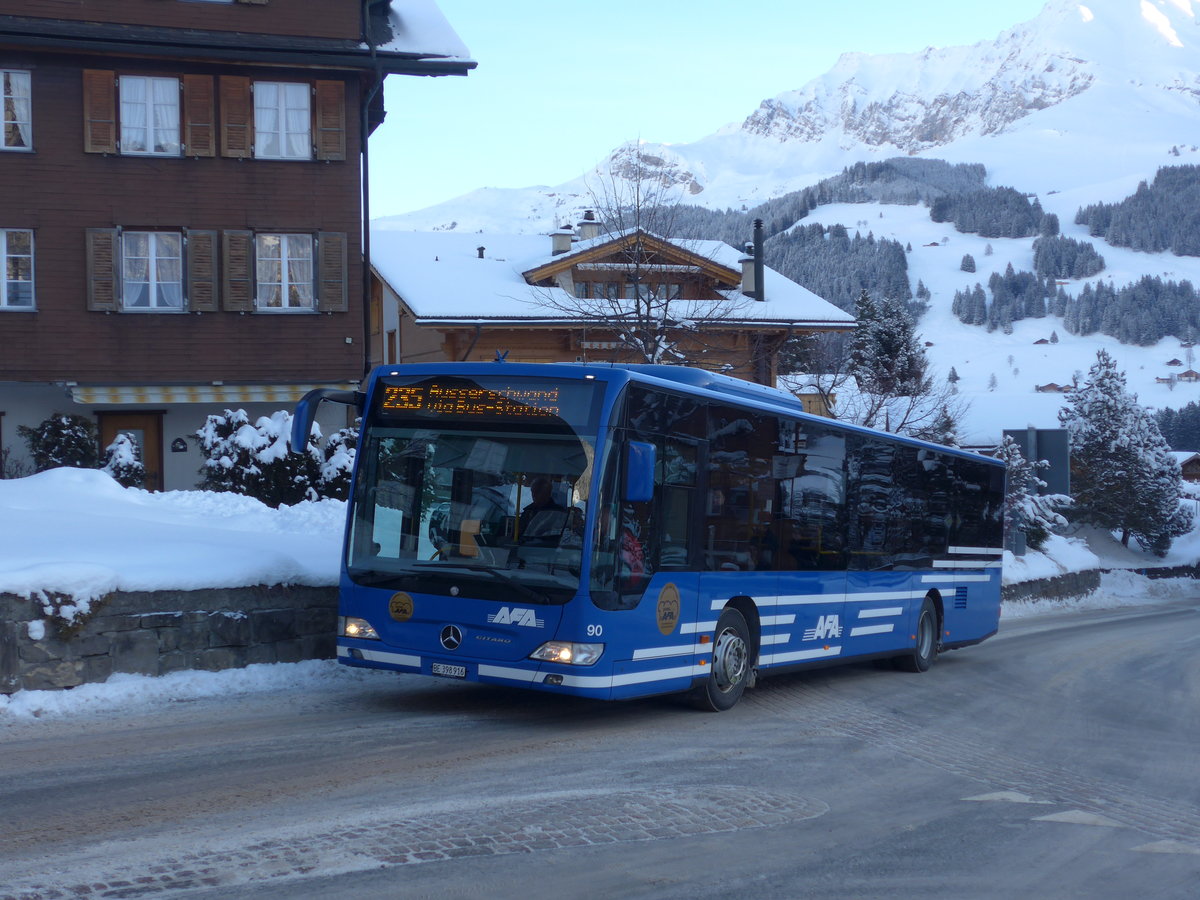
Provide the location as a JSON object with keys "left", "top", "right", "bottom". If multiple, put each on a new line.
{"left": 291, "top": 388, "right": 363, "bottom": 453}
{"left": 624, "top": 441, "right": 656, "bottom": 503}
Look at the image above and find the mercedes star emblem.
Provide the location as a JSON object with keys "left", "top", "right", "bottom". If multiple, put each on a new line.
{"left": 440, "top": 624, "right": 463, "bottom": 651}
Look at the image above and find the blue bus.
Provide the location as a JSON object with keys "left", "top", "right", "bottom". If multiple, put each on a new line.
{"left": 293, "top": 363, "right": 1005, "bottom": 711}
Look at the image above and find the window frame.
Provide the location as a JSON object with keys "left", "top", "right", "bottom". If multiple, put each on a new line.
{"left": 1, "top": 69, "right": 32, "bottom": 151}
{"left": 252, "top": 81, "right": 311, "bottom": 161}
{"left": 0, "top": 228, "right": 34, "bottom": 310}
{"left": 254, "top": 232, "right": 315, "bottom": 312}
{"left": 120, "top": 230, "right": 185, "bottom": 312}
{"left": 118, "top": 75, "right": 181, "bottom": 157}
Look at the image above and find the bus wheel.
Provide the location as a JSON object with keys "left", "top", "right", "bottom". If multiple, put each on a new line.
{"left": 896, "top": 597, "right": 938, "bottom": 673}
{"left": 690, "top": 608, "right": 751, "bottom": 711}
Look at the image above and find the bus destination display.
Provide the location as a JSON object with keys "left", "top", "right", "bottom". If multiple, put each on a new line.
{"left": 379, "top": 381, "right": 562, "bottom": 419}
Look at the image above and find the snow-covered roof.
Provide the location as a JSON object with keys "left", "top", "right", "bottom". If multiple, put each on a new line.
{"left": 368, "top": 228, "right": 856, "bottom": 328}
{"left": 375, "top": 0, "right": 473, "bottom": 64}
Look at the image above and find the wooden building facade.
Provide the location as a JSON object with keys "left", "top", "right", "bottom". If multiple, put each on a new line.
{"left": 0, "top": 0, "right": 472, "bottom": 489}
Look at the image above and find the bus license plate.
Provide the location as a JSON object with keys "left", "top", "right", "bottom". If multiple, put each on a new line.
{"left": 431, "top": 662, "right": 467, "bottom": 679}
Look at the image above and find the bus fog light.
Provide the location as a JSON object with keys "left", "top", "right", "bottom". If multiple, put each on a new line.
{"left": 530, "top": 641, "right": 604, "bottom": 666}
{"left": 340, "top": 616, "right": 380, "bottom": 640}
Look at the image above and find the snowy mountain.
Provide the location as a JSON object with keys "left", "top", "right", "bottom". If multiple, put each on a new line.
{"left": 375, "top": 0, "right": 1200, "bottom": 447}
{"left": 379, "top": 0, "right": 1200, "bottom": 232}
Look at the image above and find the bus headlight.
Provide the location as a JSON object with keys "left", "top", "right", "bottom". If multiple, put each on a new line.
{"left": 340, "top": 616, "right": 380, "bottom": 640}
{"left": 530, "top": 641, "right": 604, "bottom": 666}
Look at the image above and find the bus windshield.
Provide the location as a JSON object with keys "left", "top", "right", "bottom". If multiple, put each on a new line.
{"left": 346, "top": 375, "right": 601, "bottom": 604}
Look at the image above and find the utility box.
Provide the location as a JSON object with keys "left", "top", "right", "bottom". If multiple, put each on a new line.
{"left": 1003, "top": 427, "right": 1070, "bottom": 496}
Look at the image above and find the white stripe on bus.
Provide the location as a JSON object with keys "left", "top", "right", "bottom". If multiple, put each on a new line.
{"left": 933, "top": 560, "right": 1003, "bottom": 569}
{"left": 760, "top": 646, "right": 842, "bottom": 665}
{"left": 921, "top": 573, "right": 993, "bottom": 582}
{"left": 948, "top": 546, "right": 1005, "bottom": 556}
{"left": 850, "top": 624, "right": 895, "bottom": 637}
{"left": 760, "top": 633, "right": 791, "bottom": 646}
{"left": 632, "top": 643, "right": 711, "bottom": 660}
{"left": 339, "top": 646, "right": 420, "bottom": 669}
{"left": 680, "top": 620, "right": 718, "bottom": 634}
{"left": 858, "top": 607, "right": 903, "bottom": 619}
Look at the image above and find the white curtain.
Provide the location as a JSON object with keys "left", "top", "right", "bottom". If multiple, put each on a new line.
{"left": 151, "top": 77, "right": 179, "bottom": 154}
{"left": 119, "top": 76, "right": 148, "bottom": 152}
{"left": 4, "top": 71, "right": 31, "bottom": 148}
{"left": 283, "top": 84, "right": 310, "bottom": 159}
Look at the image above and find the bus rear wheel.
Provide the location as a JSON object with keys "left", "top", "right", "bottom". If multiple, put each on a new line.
{"left": 689, "top": 608, "right": 751, "bottom": 711}
{"left": 895, "top": 596, "right": 938, "bottom": 673}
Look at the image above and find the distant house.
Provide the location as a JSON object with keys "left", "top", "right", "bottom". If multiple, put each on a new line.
{"left": 369, "top": 222, "right": 856, "bottom": 386}
{"left": 1179, "top": 370, "right": 1200, "bottom": 383}
{"left": 1171, "top": 452, "right": 1200, "bottom": 482}
{"left": 1156, "top": 377, "right": 1175, "bottom": 385}
{"left": 1033, "top": 338, "right": 1050, "bottom": 345}
{"left": 1167, "top": 358, "right": 1183, "bottom": 366}
{"left": 1035, "top": 383, "right": 1071, "bottom": 393}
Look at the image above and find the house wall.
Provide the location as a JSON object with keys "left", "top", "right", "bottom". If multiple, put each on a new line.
{"left": 438, "top": 327, "right": 783, "bottom": 384}
{"left": 0, "top": 56, "right": 364, "bottom": 385}
{"left": 2, "top": 0, "right": 362, "bottom": 40}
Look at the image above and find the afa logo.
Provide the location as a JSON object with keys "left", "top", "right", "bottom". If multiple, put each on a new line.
{"left": 487, "top": 607, "right": 545, "bottom": 628}
{"left": 803, "top": 614, "right": 843, "bottom": 641}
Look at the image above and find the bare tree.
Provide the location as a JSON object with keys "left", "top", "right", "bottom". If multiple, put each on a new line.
{"left": 533, "top": 145, "right": 757, "bottom": 371}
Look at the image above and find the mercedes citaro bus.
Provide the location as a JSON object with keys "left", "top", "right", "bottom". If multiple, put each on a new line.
{"left": 293, "top": 362, "right": 1005, "bottom": 711}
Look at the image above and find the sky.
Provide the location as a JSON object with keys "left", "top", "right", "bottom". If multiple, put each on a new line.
{"left": 370, "top": 0, "right": 1049, "bottom": 217}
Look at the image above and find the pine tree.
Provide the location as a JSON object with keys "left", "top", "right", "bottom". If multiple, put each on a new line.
{"left": 848, "top": 290, "right": 929, "bottom": 396}
{"left": 18, "top": 413, "right": 100, "bottom": 472}
{"left": 102, "top": 433, "right": 145, "bottom": 488}
{"left": 960, "top": 253, "right": 976, "bottom": 273}
{"left": 1059, "top": 350, "right": 1193, "bottom": 553}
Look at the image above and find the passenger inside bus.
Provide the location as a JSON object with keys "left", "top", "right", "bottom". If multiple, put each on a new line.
{"left": 517, "top": 476, "right": 570, "bottom": 546}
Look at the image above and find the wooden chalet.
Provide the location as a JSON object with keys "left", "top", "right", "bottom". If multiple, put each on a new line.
{"left": 0, "top": 1, "right": 473, "bottom": 489}
{"left": 368, "top": 221, "right": 856, "bottom": 387}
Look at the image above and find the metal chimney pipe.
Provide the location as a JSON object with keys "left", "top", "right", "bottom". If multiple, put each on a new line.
{"left": 753, "top": 219, "right": 765, "bottom": 302}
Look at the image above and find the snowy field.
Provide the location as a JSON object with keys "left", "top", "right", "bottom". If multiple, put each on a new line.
{"left": 2, "top": 466, "right": 1198, "bottom": 723}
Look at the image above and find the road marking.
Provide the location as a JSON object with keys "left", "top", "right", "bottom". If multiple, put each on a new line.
{"left": 1033, "top": 810, "right": 1122, "bottom": 828}
{"left": 1133, "top": 840, "right": 1200, "bottom": 856}
{"left": 963, "top": 791, "right": 1053, "bottom": 805}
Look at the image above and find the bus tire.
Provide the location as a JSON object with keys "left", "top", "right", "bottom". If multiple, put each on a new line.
{"left": 689, "top": 607, "right": 751, "bottom": 711}
{"left": 896, "top": 596, "right": 938, "bottom": 673}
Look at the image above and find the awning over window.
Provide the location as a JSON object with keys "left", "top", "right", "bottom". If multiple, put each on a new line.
{"left": 68, "top": 383, "right": 357, "bottom": 406}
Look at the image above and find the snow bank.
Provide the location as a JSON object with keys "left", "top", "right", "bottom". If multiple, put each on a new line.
{"left": 0, "top": 468, "right": 345, "bottom": 607}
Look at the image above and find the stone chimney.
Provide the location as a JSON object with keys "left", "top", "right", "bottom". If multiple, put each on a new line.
{"left": 551, "top": 225, "right": 574, "bottom": 255}
{"left": 577, "top": 210, "right": 602, "bottom": 242}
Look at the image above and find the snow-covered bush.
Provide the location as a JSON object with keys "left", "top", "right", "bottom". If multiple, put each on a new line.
{"left": 18, "top": 413, "right": 100, "bottom": 472}
{"left": 102, "top": 432, "right": 145, "bottom": 488}
{"left": 319, "top": 422, "right": 358, "bottom": 501}
{"left": 193, "top": 408, "right": 322, "bottom": 508}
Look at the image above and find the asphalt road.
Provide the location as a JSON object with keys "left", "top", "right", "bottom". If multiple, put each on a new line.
{"left": 2, "top": 596, "right": 1199, "bottom": 900}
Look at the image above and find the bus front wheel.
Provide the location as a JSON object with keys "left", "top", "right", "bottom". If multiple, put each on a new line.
{"left": 690, "top": 608, "right": 751, "bottom": 711}
{"left": 896, "top": 596, "right": 938, "bottom": 673}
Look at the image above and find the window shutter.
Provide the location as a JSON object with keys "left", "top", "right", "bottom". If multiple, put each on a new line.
{"left": 316, "top": 231, "right": 348, "bottom": 312}
{"left": 82, "top": 70, "right": 116, "bottom": 154}
{"left": 183, "top": 75, "right": 216, "bottom": 157}
{"left": 186, "top": 230, "right": 219, "bottom": 312}
{"left": 219, "top": 76, "right": 252, "bottom": 158}
{"left": 314, "top": 80, "right": 346, "bottom": 161}
{"left": 222, "top": 230, "right": 255, "bottom": 311}
{"left": 86, "top": 228, "right": 119, "bottom": 311}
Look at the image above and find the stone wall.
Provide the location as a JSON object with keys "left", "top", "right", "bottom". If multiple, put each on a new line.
{"left": 1000, "top": 569, "right": 1102, "bottom": 605}
{"left": 1, "top": 586, "right": 337, "bottom": 694}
